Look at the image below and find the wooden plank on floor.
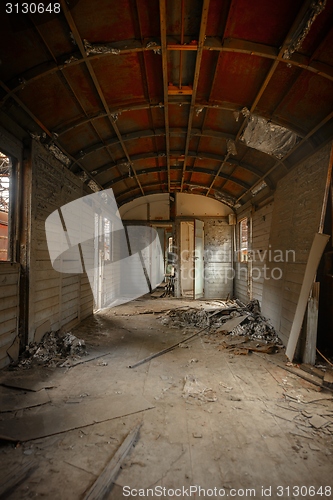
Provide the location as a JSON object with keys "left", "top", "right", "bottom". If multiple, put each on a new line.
{"left": 83, "top": 424, "right": 141, "bottom": 500}
{"left": 0, "top": 395, "right": 154, "bottom": 442}
{"left": 0, "top": 459, "right": 37, "bottom": 498}
{"left": 0, "top": 387, "right": 50, "bottom": 412}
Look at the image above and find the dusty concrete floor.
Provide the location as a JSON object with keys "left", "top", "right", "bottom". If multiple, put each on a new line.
{"left": 1, "top": 297, "right": 333, "bottom": 499}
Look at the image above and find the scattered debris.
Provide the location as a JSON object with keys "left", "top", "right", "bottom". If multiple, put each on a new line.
{"left": 17, "top": 331, "right": 87, "bottom": 369}
{"left": 160, "top": 307, "right": 210, "bottom": 329}
{"left": 309, "top": 415, "right": 330, "bottom": 429}
{"left": 97, "top": 360, "right": 108, "bottom": 366}
{"left": 183, "top": 374, "right": 217, "bottom": 403}
{"left": 160, "top": 300, "right": 281, "bottom": 345}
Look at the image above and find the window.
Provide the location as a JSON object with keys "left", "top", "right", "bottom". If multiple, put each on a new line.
{"left": 0, "top": 152, "right": 11, "bottom": 261}
{"left": 103, "top": 217, "right": 112, "bottom": 261}
{"left": 239, "top": 218, "right": 248, "bottom": 262}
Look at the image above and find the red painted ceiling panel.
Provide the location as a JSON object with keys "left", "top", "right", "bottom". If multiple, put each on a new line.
{"left": 275, "top": 72, "right": 333, "bottom": 133}
{"left": 256, "top": 62, "right": 302, "bottom": 117}
{"left": 224, "top": 0, "right": 303, "bottom": 46}
{"left": 197, "top": 51, "right": 220, "bottom": 101}
{"left": 0, "top": 16, "right": 49, "bottom": 82}
{"left": 69, "top": 0, "right": 136, "bottom": 42}
{"left": 210, "top": 52, "right": 272, "bottom": 106}
{"left": 16, "top": 74, "right": 82, "bottom": 131}
{"left": 63, "top": 65, "right": 102, "bottom": 116}
{"left": 91, "top": 54, "right": 145, "bottom": 104}
{"left": 117, "top": 108, "right": 151, "bottom": 135}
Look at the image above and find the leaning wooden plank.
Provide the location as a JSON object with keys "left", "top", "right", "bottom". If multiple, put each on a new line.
{"left": 286, "top": 233, "right": 330, "bottom": 361}
{"left": 0, "top": 395, "right": 153, "bottom": 442}
{"left": 319, "top": 142, "right": 333, "bottom": 233}
{"left": 302, "top": 282, "right": 320, "bottom": 365}
{"left": 0, "top": 460, "right": 37, "bottom": 499}
{"left": 83, "top": 424, "right": 141, "bottom": 500}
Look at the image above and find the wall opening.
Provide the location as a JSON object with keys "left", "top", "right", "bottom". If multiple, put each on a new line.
{"left": 0, "top": 152, "right": 11, "bottom": 261}
{"left": 239, "top": 217, "right": 249, "bottom": 262}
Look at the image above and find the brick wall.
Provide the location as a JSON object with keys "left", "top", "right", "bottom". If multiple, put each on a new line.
{"left": 261, "top": 143, "right": 332, "bottom": 346}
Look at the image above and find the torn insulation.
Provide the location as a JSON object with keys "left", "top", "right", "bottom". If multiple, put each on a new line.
{"left": 84, "top": 39, "right": 121, "bottom": 56}
{"left": 241, "top": 113, "right": 299, "bottom": 159}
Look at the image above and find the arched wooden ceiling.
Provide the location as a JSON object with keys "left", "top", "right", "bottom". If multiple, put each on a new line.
{"left": 1, "top": 0, "right": 333, "bottom": 208}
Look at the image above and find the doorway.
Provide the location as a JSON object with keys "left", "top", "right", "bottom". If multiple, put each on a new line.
{"left": 180, "top": 220, "right": 204, "bottom": 299}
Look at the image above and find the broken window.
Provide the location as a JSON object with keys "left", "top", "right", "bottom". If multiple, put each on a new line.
{"left": 239, "top": 218, "right": 248, "bottom": 262}
{"left": 0, "top": 152, "right": 11, "bottom": 261}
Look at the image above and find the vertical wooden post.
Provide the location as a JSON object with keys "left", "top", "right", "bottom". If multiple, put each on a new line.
{"left": 303, "top": 282, "right": 320, "bottom": 365}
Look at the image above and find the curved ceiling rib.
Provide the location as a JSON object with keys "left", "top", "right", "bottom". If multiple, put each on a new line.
{"left": 59, "top": 0, "right": 145, "bottom": 195}
{"left": 205, "top": 0, "right": 324, "bottom": 197}
{"left": 0, "top": 78, "right": 103, "bottom": 190}
{"left": 2, "top": 35, "right": 333, "bottom": 106}
{"left": 92, "top": 151, "right": 274, "bottom": 185}
{"left": 103, "top": 166, "right": 252, "bottom": 191}
{"left": 1, "top": 0, "right": 332, "bottom": 210}
{"left": 115, "top": 180, "right": 236, "bottom": 207}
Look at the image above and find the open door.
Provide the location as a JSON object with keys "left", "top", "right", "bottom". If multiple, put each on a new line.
{"left": 194, "top": 219, "right": 204, "bottom": 299}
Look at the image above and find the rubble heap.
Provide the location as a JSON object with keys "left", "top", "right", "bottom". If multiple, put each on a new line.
{"left": 160, "top": 300, "right": 281, "bottom": 344}
{"left": 229, "top": 300, "right": 280, "bottom": 343}
{"left": 18, "top": 331, "right": 87, "bottom": 368}
{"left": 160, "top": 307, "right": 210, "bottom": 329}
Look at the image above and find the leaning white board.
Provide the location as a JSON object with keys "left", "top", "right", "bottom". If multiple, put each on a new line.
{"left": 286, "top": 232, "right": 330, "bottom": 361}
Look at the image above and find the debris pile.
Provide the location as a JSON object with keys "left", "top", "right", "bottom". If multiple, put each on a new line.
{"left": 160, "top": 307, "right": 210, "bottom": 329}
{"left": 229, "top": 300, "right": 279, "bottom": 343}
{"left": 19, "top": 331, "right": 87, "bottom": 368}
{"left": 160, "top": 300, "right": 281, "bottom": 344}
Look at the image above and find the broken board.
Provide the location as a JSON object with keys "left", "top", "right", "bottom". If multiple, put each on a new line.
{"left": 0, "top": 368, "right": 57, "bottom": 392}
{"left": 219, "top": 315, "right": 247, "bottom": 333}
{"left": 0, "top": 387, "right": 50, "bottom": 412}
{"left": 323, "top": 370, "right": 333, "bottom": 389}
{"left": 0, "top": 394, "right": 153, "bottom": 442}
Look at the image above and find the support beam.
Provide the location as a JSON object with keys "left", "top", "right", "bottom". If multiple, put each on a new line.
{"left": 59, "top": 0, "right": 144, "bottom": 195}
{"left": 180, "top": 0, "right": 210, "bottom": 191}
{"left": 0, "top": 80, "right": 103, "bottom": 190}
{"left": 159, "top": 0, "right": 171, "bottom": 192}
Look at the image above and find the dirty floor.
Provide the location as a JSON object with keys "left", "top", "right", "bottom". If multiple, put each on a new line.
{"left": 0, "top": 297, "right": 333, "bottom": 499}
